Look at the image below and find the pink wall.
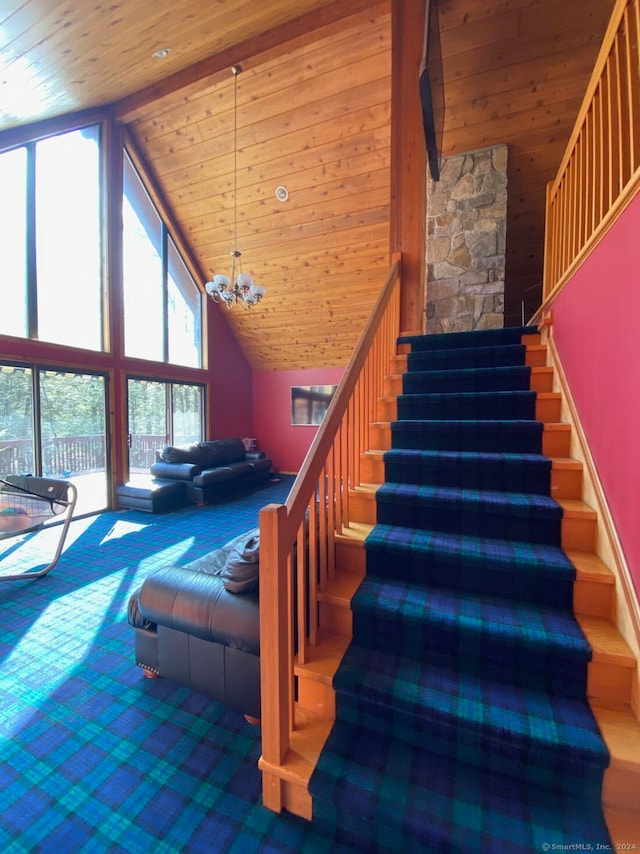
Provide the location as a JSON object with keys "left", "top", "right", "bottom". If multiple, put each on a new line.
{"left": 550, "top": 192, "right": 640, "bottom": 596}
{"left": 252, "top": 367, "right": 345, "bottom": 473}
{"left": 207, "top": 308, "right": 253, "bottom": 438}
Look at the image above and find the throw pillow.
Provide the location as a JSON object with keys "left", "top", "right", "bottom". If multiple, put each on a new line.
{"left": 160, "top": 443, "right": 200, "bottom": 464}
{"left": 221, "top": 527, "right": 260, "bottom": 593}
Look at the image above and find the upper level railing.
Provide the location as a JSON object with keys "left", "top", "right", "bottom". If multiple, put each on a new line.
{"left": 543, "top": 0, "right": 640, "bottom": 299}
{"left": 258, "top": 255, "right": 401, "bottom": 802}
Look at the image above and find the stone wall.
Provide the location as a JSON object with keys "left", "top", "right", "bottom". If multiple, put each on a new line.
{"left": 426, "top": 144, "right": 507, "bottom": 333}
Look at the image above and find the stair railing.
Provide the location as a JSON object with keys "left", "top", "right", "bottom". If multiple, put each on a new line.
{"left": 259, "top": 254, "right": 402, "bottom": 803}
{"left": 543, "top": 0, "right": 640, "bottom": 300}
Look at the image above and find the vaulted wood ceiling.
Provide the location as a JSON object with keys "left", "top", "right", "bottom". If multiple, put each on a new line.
{"left": 0, "top": 0, "right": 615, "bottom": 370}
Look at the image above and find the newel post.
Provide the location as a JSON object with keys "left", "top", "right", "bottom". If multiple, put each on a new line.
{"left": 259, "top": 502, "right": 293, "bottom": 812}
{"left": 390, "top": 0, "right": 427, "bottom": 336}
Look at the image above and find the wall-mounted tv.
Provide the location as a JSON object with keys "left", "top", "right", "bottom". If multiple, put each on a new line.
{"left": 291, "top": 385, "right": 337, "bottom": 426}
{"left": 420, "top": 0, "right": 444, "bottom": 182}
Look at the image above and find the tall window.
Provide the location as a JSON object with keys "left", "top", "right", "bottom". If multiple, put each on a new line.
{"left": 0, "top": 126, "right": 103, "bottom": 350}
{"left": 122, "top": 153, "right": 202, "bottom": 368}
{"left": 0, "top": 148, "right": 27, "bottom": 338}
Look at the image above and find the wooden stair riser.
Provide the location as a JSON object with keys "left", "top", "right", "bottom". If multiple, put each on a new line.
{"left": 360, "top": 451, "right": 384, "bottom": 482}
{"left": 603, "top": 769, "right": 640, "bottom": 814}
{"left": 377, "top": 397, "right": 396, "bottom": 421}
{"left": 573, "top": 578, "right": 614, "bottom": 619}
{"left": 536, "top": 393, "right": 562, "bottom": 422}
{"left": 560, "top": 505, "right": 597, "bottom": 551}
{"left": 335, "top": 538, "right": 367, "bottom": 574}
{"left": 318, "top": 599, "right": 352, "bottom": 637}
{"left": 542, "top": 424, "right": 571, "bottom": 457}
{"left": 588, "top": 661, "right": 634, "bottom": 705}
{"left": 296, "top": 675, "right": 336, "bottom": 718}
{"left": 369, "top": 421, "right": 391, "bottom": 450}
{"left": 550, "top": 461, "right": 583, "bottom": 499}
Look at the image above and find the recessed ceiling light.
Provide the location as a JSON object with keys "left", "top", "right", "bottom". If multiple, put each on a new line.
{"left": 152, "top": 48, "right": 171, "bottom": 59}
{"left": 275, "top": 186, "right": 289, "bottom": 202}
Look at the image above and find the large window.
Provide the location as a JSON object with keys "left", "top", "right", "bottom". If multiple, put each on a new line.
{"left": 0, "top": 363, "right": 109, "bottom": 516}
{"left": 0, "top": 126, "right": 103, "bottom": 350}
{"left": 122, "top": 153, "right": 202, "bottom": 368}
{"left": 0, "top": 147, "right": 27, "bottom": 338}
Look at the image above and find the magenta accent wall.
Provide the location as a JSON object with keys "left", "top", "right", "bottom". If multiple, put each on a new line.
{"left": 207, "top": 309, "right": 253, "bottom": 438}
{"left": 550, "top": 192, "right": 640, "bottom": 595}
{"left": 252, "top": 367, "right": 345, "bottom": 473}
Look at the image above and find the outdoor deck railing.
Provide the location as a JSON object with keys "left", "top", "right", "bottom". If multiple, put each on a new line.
{"left": 258, "top": 254, "right": 402, "bottom": 812}
{"left": 543, "top": 0, "right": 640, "bottom": 299}
{"left": 0, "top": 434, "right": 166, "bottom": 476}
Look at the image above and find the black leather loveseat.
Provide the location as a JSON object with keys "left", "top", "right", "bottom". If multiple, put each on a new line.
{"left": 128, "top": 528, "right": 262, "bottom": 721}
{"left": 150, "top": 437, "right": 272, "bottom": 504}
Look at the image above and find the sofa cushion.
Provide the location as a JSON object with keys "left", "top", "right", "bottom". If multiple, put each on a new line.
{"left": 247, "top": 457, "right": 272, "bottom": 476}
{"left": 192, "top": 461, "right": 253, "bottom": 487}
{"left": 150, "top": 460, "right": 201, "bottom": 481}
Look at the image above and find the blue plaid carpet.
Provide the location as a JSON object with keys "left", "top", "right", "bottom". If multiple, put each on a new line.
{"left": 309, "top": 326, "right": 612, "bottom": 852}
{"left": 0, "top": 476, "right": 348, "bottom": 854}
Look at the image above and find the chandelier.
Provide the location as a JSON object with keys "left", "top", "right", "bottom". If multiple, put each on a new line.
{"left": 205, "top": 65, "right": 266, "bottom": 310}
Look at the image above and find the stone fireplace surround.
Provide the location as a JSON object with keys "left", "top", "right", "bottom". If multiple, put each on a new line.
{"left": 426, "top": 144, "right": 507, "bottom": 334}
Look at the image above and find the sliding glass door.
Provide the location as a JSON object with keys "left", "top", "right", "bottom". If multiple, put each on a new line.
{"left": 127, "top": 379, "right": 204, "bottom": 477}
{"left": 0, "top": 363, "right": 109, "bottom": 516}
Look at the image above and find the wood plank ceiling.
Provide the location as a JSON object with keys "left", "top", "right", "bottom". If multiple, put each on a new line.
{"left": 0, "top": 0, "right": 616, "bottom": 370}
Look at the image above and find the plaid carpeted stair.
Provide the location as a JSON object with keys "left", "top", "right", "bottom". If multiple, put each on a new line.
{"left": 309, "top": 326, "right": 612, "bottom": 852}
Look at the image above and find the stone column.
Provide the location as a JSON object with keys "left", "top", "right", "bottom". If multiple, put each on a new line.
{"left": 426, "top": 144, "right": 507, "bottom": 333}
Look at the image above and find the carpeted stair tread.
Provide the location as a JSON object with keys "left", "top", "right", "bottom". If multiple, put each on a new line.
{"left": 391, "top": 418, "right": 544, "bottom": 453}
{"left": 397, "top": 389, "right": 537, "bottom": 421}
{"left": 333, "top": 643, "right": 609, "bottom": 777}
{"left": 309, "top": 721, "right": 611, "bottom": 854}
{"left": 402, "top": 365, "right": 532, "bottom": 394}
{"left": 399, "top": 326, "right": 538, "bottom": 351}
{"left": 375, "top": 482, "right": 562, "bottom": 544}
{"left": 351, "top": 575, "right": 591, "bottom": 694}
{"left": 407, "top": 343, "right": 527, "bottom": 371}
{"left": 365, "top": 523, "right": 575, "bottom": 607}
{"left": 383, "top": 447, "right": 551, "bottom": 494}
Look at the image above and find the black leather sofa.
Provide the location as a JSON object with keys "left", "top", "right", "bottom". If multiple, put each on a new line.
{"left": 149, "top": 437, "right": 272, "bottom": 504}
{"left": 128, "top": 528, "right": 262, "bottom": 721}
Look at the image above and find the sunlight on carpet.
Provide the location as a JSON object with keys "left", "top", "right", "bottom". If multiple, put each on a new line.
{"left": 0, "top": 477, "right": 342, "bottom": 853}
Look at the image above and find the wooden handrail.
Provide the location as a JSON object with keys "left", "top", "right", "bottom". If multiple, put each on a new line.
{"left": 259, "top": 254, "right": 401, "bottom": 798}
{"left": 543, "top": 0, "right": 640, "bottom": 300}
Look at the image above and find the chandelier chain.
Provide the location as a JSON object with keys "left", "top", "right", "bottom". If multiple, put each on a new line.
{"left": 204, "top": 64, "right": 265, "bottom": 309}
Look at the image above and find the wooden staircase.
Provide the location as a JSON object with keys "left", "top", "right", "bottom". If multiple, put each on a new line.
{"left": 259, "top": 330, "right": 640, "bottom": 843}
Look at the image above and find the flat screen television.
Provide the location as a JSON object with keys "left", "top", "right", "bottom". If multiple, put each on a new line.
{"left": 420, "top": 0, "right": 444, "bottom": 182}
{"left": 291, "top": 385, "right": 337, "bottom": 426}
